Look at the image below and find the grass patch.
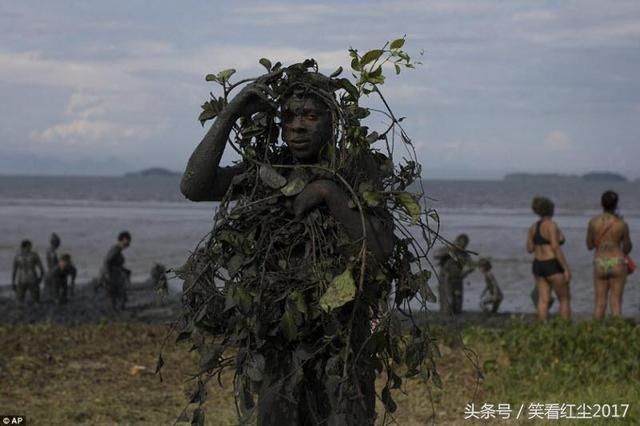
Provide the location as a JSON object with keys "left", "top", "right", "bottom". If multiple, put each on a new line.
{"left": 0, "top": 319, "right": 638, "bottom": 425}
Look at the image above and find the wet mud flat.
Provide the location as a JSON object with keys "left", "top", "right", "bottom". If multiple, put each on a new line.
{"left": 0, "top": 283, "right": 182, "bottom": 326}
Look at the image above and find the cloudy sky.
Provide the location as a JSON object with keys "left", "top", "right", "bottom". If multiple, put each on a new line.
{"left": 2, "top": 0, "right": 640, "bottom": 178}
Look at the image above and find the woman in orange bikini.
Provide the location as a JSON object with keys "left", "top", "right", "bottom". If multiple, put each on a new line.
{"left": 527, "top": 196, "right": 572, "bottom": 321}
{"left": 586, "top": 190, "right": 633, "bottom": 319}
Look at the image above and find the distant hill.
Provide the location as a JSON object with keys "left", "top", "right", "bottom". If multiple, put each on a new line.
{"left": 504, "top": 172, "right": 628, "bottom": 183}
{"left": 503, "top": 173, "right": 580, "bottom": 182}
{"left": 581, "top": 172, "right": 627, "bottom": 182}
{"left": 125, "top": 167, "right": 181, "bottom": 177}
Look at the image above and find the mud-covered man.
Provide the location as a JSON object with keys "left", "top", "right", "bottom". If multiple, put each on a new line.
{"left": 181, "top": 76, "right": 394, "bottom": 425}
{"left": 434, "top": 233, "right": 474, "bottom": 315}
{"left": 102, "top": 231, "right": 132, "bottom": 311}
{"left": 50, "top": 253, "right": 77, "bottom": 305}
{"left": 44, "top": 232, "right": 61, "bottom": 299}
{"left": 12, "top": 240, "right": 45, "bottom": 307}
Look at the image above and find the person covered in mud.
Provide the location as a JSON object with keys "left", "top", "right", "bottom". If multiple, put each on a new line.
{"left": 102, "top": 231, "right": 132, "bottom": 311}
{"left": 147, "top": 263, "right": 169, "bottom": 302}
{"left": 478, "top": 258, "right": 503, "bottom": 314}
{"left": 43, "top": 232, "right": 61, "bottom": 300}
{"left": 181, "top": 75, "right": 394, "bottom": 425}
{"left": 11, "top": 240, "right": 45, "bottom": 307}
{"left": 50, "top": 253, "right": 77, "bottom": 305}
{"left": 434, "top": 233, "right": 474, "bottom": 315}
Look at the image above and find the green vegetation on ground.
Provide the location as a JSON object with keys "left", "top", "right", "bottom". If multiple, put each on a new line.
{"left": 0, "top": 318, "right": 637, "bottom": 425}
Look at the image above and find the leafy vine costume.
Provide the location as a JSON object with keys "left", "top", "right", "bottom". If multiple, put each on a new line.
{"left": 175, "top": 40, "right": 441, "bottom": 425}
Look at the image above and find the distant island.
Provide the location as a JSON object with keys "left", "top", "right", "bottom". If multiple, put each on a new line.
{"left": 124, "top": 167, "right": 181, "bottom": 177}
{"left": 505, "top": 172, "right": 628, "bottom": 182}
{"left": 581, "top": 172, "right": 627, "bottom": 182}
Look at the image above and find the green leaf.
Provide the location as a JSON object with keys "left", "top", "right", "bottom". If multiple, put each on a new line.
{"left": 366, "top": 131, "right": 380, "bottom": 144}
{"left": 396, "top": 192, "right": 421, "bottom": 223}
{"left": 226, "top": 254, "right": 244, "bottom": 277}
{"left": 390, "top": 38, "right": 406, "bottom": 49}
{"left": 199, "top": 345, "right": 223, "bottom": 371}
{"left": 280, "top": 310, "right": 298, "bottom": 341}
{"left": 394, "top": 64, "right": 401, "bottom": 75}
{"left": 216, "top": 68, "right": 236, "bottom": 82}
{"left": 330, "top": 66, "right": 343, "bottom": 78}
{"left": 339, "top": 78, "right": 359, "bottom": 99}
{"left": 415, "top": 270, "right": 436, "bottom": 303}
{"left": 361, "top": 49, "right": 384, "bottom": 67}
{"left": 259, "top": 164, "right": 287, "bottom": 189}
{"left": 259, "top": 58, "right": 272, "bottom": 71}
{"left": 205, "top": 74, "right": 217, "bottom": 82}
{"left": 350, "top": 57, "right": 360, "bottom": 71}
{"left": 362, "top": 191, "right": 382, "bottom": 207}
{"left": 320, "top": 268, "right": 356, "bottom": 312}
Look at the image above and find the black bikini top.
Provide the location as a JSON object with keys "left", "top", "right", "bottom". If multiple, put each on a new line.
{"left": 533, "top": 220, "right": 551, "bottom": 245}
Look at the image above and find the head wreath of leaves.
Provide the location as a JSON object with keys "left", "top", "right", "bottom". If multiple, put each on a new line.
{"left": 166, "top": 38, "right": 446, "bottom": 425}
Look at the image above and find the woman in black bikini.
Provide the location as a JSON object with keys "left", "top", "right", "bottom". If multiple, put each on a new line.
{"left": 527, "top": 196, "right": 571, "bottom": 320}
{"left": 586, "top": 191, "right": 633, "bottom": 319}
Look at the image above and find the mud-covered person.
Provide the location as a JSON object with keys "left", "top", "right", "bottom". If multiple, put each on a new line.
{"left": 43, "top": 232, "right": 61, "bottom": 300}
{"left": 181, "top": 76, "right": 394, "bottom": 425}
{"left": 11, "top": 239, "right": 45, "bottom": 307}
{"left": 478, "top": 258, "right": 503, "bottom": 314}
{"left": 50, "top": 253, "right": 77, "bottom": 305}
{"left": 434, "top": 234, "right": 474, "bottom": 315}
{"left": 102, "top": 231, "right": 132, "bottom": 311}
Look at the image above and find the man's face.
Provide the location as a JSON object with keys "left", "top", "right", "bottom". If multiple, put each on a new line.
{"left": 120, "top": 238, "right": 131, "bottom": 249}
{"left": 59, "top": 259, "right": 68, "bottom": 269}
{"left": 281, "top": 95, "right": 332, "bottom": 163}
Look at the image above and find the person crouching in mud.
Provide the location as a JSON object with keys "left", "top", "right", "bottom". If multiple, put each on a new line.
{"left": 181, "top": 75, "right": 394, "bottom": 425}
{"left": 478, "top": 258, "right": 503, "bottom": 314}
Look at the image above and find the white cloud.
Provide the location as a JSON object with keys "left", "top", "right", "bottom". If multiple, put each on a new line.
{"left": 30, "top": 119, "right": 152, "bottom": 146}
{"left": 543, "top": 131, "right": 574, "bottom": 152}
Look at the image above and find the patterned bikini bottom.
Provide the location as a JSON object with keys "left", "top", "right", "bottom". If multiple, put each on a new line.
{"left": 593, "top": 257, "right": 625, "bottom": 274}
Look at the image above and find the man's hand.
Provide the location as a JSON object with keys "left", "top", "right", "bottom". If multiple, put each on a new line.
{"left": 229, "top": 81, "right": 278, "bottom": 117}
{"left": 293, "top": 179, "right": 338, "bottom": 219}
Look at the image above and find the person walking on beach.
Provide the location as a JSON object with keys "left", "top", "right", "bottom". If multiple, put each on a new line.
{"left": 435, "top": 234, "right": 474, "bottom": 315}
{"left": 102, "top": 231, "right": 132, "bottom": 311}
{"left": 44, "top": 232, "right": 61, "bottom": 300}
{"left": 478, "top": 258, "right": 503, "bottom": 314}
{"left": 586, "top": 190, "right": 633, "bottom": 319}
{"left": 50, "top": 253, "right": 77, "bottom": 305}
{"left": 527, "top": 196, "right": 571, "bottom": 321}
{"left": 11, "top": 240, "right": 45, "bottom": 307}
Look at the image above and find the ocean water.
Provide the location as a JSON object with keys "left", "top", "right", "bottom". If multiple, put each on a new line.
{"left": 1, "top": 175, "right": 638, "bottom": 315}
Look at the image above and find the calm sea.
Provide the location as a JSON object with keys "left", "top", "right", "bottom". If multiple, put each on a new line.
{"left": 1, "top": 175, "right": 638, "bottom": 315}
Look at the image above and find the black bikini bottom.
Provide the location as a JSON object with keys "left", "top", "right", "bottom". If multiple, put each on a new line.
{"left": 532, "top": 259, "right": 564, "bottom": 277}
